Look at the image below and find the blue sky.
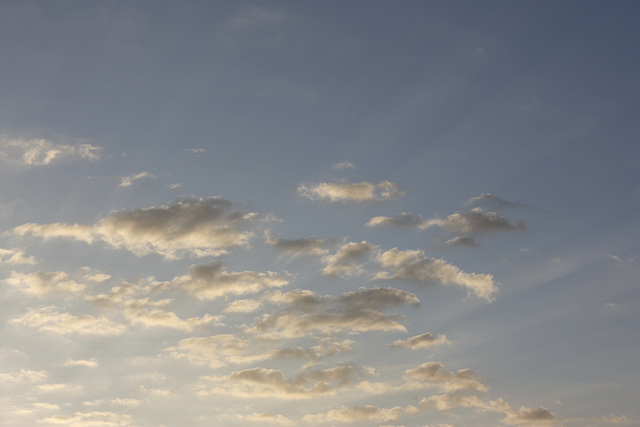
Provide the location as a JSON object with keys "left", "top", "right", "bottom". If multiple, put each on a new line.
{"left": 1, "top": 1, "right": 639, "bottom": 426}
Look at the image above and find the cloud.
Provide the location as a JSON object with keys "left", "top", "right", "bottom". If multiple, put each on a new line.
{"left": 392, "top": 332, "right": 450, "bottom": 350}
{"left": 167, "top": 335, "right": 250, "bottom": 368}
{"left": 592, "top": 415, "right": 630, "bottom": 424}
{"left": 11, "top": 306, "right": 127, "bottom": 336}
{"left": 464, "top": 193, "right": 539, "bottom": 213}
{"left": 375, "top": 248, "right": 498, "bottom": 301}
{"left": 38, "top": 411, "right": 132, "bottom": 426}
{"left": 14, "top": 197, "right": 264, "bottom": 259}
{"left": 0, "top": 247, "right": 37, "bottom": 264}
{"left": 404, "top": 362, "right": 488, "bottom": 392}
{"left": 123, "top": 303, "right": 220, "bottom": 332}
{"left": 161, "top": 261, "right": 290, "bottom": 300}
{"left": 369, "top": 208, "right": 525, "bottom": 234}
{"left": 501, "top": 406, "right": 560, "bottom": 426}
{"left": 366, "top": 212, "right": 426, "bottom": 228}
{"left": 63, "top": 358, "right": 99, "bottom": 368}
{"left": 297, "top": 180, "right": 404, "bottom": 202}
{"left": 332, "top": 160, "right": 356, "bottom": 170}
{"left": 440, "top": 236, "right": 480, "bottom": 249}
{"left": 3, "top": 271, "right": 86, "bottom": 295}
{"left": 188, "top": 148, "right": 207, "bottom": 154}
{"left": 265, "top": 233, "right": 331, "bottom": 257}
{"left": 243, "top": 412, "right": 293, "bottom": 425}
{"left": 0, "top": 137, "right": 102, "bottom": 165}
{"left": 302, "top": 404, "right": 417, "bottom": 423}
{"left": 250, "top": 286, "right": 417, "bottom": 338}
{"left": 224, "top": 299, "right": 263, "bottom": 313}
{"left": 322, "top": 241, "right": 377, "bottom": 277}
{"left": 118, "top": 171, "right": 157, "bottom": 187}
{"left": 0, "top": 369, "right": 47, "bottom": 384}
{"left": 203, "top": 363, "right": 367, "bottom": 399}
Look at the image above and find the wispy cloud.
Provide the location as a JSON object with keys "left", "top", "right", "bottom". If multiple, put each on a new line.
{"left": 331, "top": 160, "right": 356, "bottom": 170}
{"left": 369, "top": 208, "right": 525, "bottom": 234}
{"left": 322, "top": 241, "right": 377, "bottom": 277}
{"left": 11, "top": 306, "right": 126, "bottom": 336}
{"left": 265, "top": 233, "right": 332, "bottom": 257}
{"left": 118, "top": 171, "right": 157, "bottom": 187}
{"left": 298, "top": 180, "right": 404, "bottom": 202}
{"left": 0, "top": 137, "right": 102, "bottom": 165}
{"left": 392, "top": 332, "right": 450, "bottom": 350}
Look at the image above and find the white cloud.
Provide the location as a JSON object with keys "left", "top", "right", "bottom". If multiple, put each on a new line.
{"left": 38, "top": 411, "right": 132, "bottom": 426}
{"left": 464, "top": 193, "right": 524, "bottom": 208}
{"left": 0, "top": 247, "right": 37, "bottom": 264}
{"left": 297, "top": 180, "right": 404, "bottom": 202}
{"left": 118, "top": 171, "right": 157, "bottom": 187}
{"left": 331, "top": 160, "right": 356, "bottom": 170}
{"left": 322, "top": 241, "right": 377, "bottom": 277}
{"left": 404, "top": 362, "right": 488, "bottom": 392}
{"left": 11, "top": 306, "right": 127, "bottom": 336}
{"left": 14, "top": 197, "right": 264, "bottom": 259}
{"left": 0, "top": 369, "right": 47, "bottom": 384}
{"left": 392, "top": 332, "right": 450, "bottom": 350}
{"left": 224, "top": 299, "right": 263, "bottom": 313}
{"left": 375, "top": 248, "right": 497, "bottom": 301}
{"left": 167, "top": 334, "right": 250, "bottom": 368}
{"left": 63, "top": 358, "right": 99, "bottom": 368}
{"left": 0, "top": 137, "right": 102, "bottom": 165}
{"left": 3, "top": 271, "right": 85, "bottom": 295}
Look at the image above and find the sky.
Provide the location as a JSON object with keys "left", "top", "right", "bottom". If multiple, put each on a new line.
{"left": 1, "top": 1, "right": 639, "bottom": 426}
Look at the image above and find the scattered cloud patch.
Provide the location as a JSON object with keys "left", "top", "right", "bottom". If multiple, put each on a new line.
{"left": 375, "top": 248, "right": 497, "bottom": 301}
{"left": 11, "top": 306, "right": 127, "bottom": 336}
{"left": 322, "top": 241, "right": 377, "bottom": 277}
{"left": 332, "top": 160, "right": 356, "bottom": 170}
{"left": 14, "top": 197, "right": 264, "bottom": 259}
{"left": 298, "top": 180, "right": 404, "bottom": 202}
{"left": 0, "top": 247, "right": 37, "bottom": 264}
{"left": 265, "top": 233, "right": 331, "bottom": 257}
{"left": 404, "top": 362, "right": 488, "bottom": 392}
{"left": 393, "top": 332, "right": 450, "bottom": 350}
{"left": 119, "top": 171, "right": 157, "bottom": 187}
{"left": 0, "top": 137, "right": 102, "bottom": 165}
{"left": 441, "top": 236, "right": 480, "bottom": 248}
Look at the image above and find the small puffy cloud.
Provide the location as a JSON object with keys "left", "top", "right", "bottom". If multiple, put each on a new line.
{"left": 0, "top": 247, "right": 37, "bottom": 264}
{"left": 331, "top": 160, "right": 356, "bottom": 170}
{"left": 303, "top": 404, "right": 415, "bottom": 423}
{"left": 297, "top": 180, "right": 404, "bottom": 202}
{"left": 501, "top": 406, "right": 560, "bottom": 426}
{"left": 375, "top": 248, "right": 497, "bottom": 301}
{"left": 14, "top": 197, "right": 263, "bottom": 259}
{"left": 163, "top": 261, "right": 290, "bottom": 300}
{"left": 322, "top": 241, "right": 377, "bottom": 277}
{"left": 392, "top": 332, "right": 450, "bottom": 350}
{"left": 265, "top": 233, "right": 331, "bottom": 257}
{"left": 167, "top": 183, "right": 183, "bottom": 189}
{"left": 224, "top": 299, "right": 263, "bottom": 313}
{"left": 118, "top": 171, "right": 157, "bottom": 187}
{"left": 11, "top": 306, "right": 127, "bottom": 336}
{"left": 404, "top": 362, "right": 488, "bottom": 392}
{"left": 3, "top": 271, "right": 85, "bottom": 295}
{"left": 124, "top": 304, "right": 219, "bottom": 332}
{"left": 464, "top": 193, "right": 523, "bottom": 208}
{"left": 111, "top": 398, "right": 141, "bottom": 407}
{"left": 366, "top": 212, "right": 426, "bottom": 228}
{"left": 64, "top": 358, "right": 99, "bottom": 368}
{"left": 424, "top": 208, "right": 526, "bottom": 234}
{"left": 0, "top": 137, "right": 102, "bottom": 165}
{"left": 441, "top": 236, "right": 480, "bottom": 249}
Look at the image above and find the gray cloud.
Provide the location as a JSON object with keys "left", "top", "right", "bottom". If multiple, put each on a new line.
{"left": 322, "top": 241, "right": 377, "bottom": 277}
{"left": 375, "top": 248, "right": 497, "bottom": 301}
{"left": 13, "top": 197, "right": 264, "bottom": 259}
{"left": 297, "top": 180, "right": 404, "bottom": 202}
{"left": 331, "top": 160, "right": 356, "bottom": 170}
{"left": 162, "top": 261, "right": 290, "bottom": 300}
{"left": 441, "top": 236, "right": 480, "bottom": 249}
{"left": 265, "top": 233, "right": 332, "bottom": 257}
{"left": 368, "top": 208, "right": 525, "bottom": 235}
{"left": 392, "top": 332, "right": 450, "bottom": 350}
